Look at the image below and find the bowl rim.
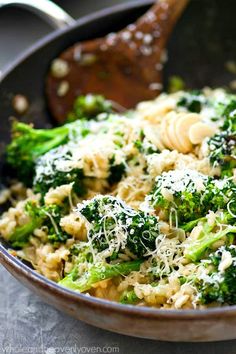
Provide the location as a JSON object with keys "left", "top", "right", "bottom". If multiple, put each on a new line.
{"left": 1, "top": 0, "right": 236, "bottom": 321}
{"left": 1, "top": 242, "right": 236, "bottom": 320}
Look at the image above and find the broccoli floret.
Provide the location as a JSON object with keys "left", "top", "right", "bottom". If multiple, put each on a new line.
{"left": 8, "top": 201, "right": 69, "bottom": 248}
{"left": 59, "top": 259, "right": 143, "bottom": 292}
{"left": 8, "top": 201, "right": 46, "bottom": 248}
{"left": 134, "top": 129, "right": 159, "bottom": 155}
{"left": 33, "top": 144, "right": 85, "bottom": 196}
{"left": 34, "top": 143, "right": 126, "bottom": 196}
{"left": 206, "top": 96, "right": 236, "bottom": 176}
{"left": 205, "top": 97, "right": 236, "bottom": 177}
{"left": 220, "top": 99, "right": 236, "bottom": 131}
{"left": 177, "top": 90, "right": 205, "bottom": 113}
{"left": 196, "top": 246, "right": 236, "bottom": 305}
{"left": 168, "top": 75, "right": 185, "bottom": 93}
{"left": 6, "top": 120, "right": 88, "bottom": 184}
{"left": 207, "top": 132, "right": 236, "bottom": 177}
{"left": 78, "top": 195, "right": 159, "bottom": 258}
{"left": 134, "top": 139, "right": 159, "bottom": 155}
{"left": 67, "top": 94, "right": 112, "bottom": 122}
{"left": 45, "top": 205, "right": 70, "bottom": 244}
{"left": 108, "top": 163, "right": 126, "bottom": 184}
{"left": 149, "top": 169, "right": 236, "bottom": 224}
{"left": 108, "top": 155, "right": 126, "bottom": 185}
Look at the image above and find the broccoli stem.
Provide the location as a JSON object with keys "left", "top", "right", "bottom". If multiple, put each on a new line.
{"left": 30, "top": 133, "right": 68, "bottom": 157}
{"left": 181, "top": 217, "right": 206, "bottom": 232}
{"left": 185, "top": 226, "right": 236, "bottom": 262}
{"left": 120, "top": 281, "right": 159, "bottom": 304}
{"left": 7, "top": 202, "right": 68, "bottom": 248}
{"left": 12, "top": 122, "right": 70, "bottom": 155}
{"left": 14, "top": 121, "right": 72, "bottom": 138}
{"left": 59, "top": 259, "right": 143, "bottom": 292}
{"left": 120, "top": 290, "right": 139, "bottom": 304}
{"left": 9, "top": 218, "right": 43, "bottom": 248}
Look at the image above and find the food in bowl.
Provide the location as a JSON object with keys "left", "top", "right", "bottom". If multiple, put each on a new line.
{"left": 0, "top": 88, "right": 236, "bottom": 309}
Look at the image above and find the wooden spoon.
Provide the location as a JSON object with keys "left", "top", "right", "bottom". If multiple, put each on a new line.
{"left": 47, "top": 0, "right": 189, "bottom": 123}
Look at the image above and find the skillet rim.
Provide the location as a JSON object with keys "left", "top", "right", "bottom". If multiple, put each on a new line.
{"left": 0, "top": 0, "right": 236, "bottom": 321}
{"left": 0, "top": 0, "right": 154, "bottom": 80}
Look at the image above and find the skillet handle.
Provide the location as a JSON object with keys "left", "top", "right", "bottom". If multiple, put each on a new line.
{"left": 0, "top": 0, "right": 76, "bottom": 29}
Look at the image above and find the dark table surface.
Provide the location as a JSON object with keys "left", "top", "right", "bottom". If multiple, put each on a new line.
{"left": 0, "top": 1, "right": 236, "bottom": 353}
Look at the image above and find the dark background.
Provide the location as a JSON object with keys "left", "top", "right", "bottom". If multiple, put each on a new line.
{"left": 0, "top": 1, "right": 236, "bottom": 353}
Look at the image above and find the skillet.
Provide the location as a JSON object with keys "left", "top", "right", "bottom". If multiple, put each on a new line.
{"left": 1, "top": 0, "right": 236, "bottom": 342}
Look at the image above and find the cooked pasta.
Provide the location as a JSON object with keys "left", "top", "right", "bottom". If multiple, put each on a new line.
{"left": 1, "top": 88, "right": 236, "bottom": 309}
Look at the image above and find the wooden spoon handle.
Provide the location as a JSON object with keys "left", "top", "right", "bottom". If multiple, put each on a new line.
{"left": 47, "top": 0, "right": 189, "bottom": 122}
{"left": 84, "top": 0, "right": 189, "bottom": 87}
{"left": 111, "top": 0, "right": 189, "bottom": 86}
{"left": 135, "top": 0, "right": 188, "bottom": 51}
{"left": 135, "top": 0, "right": 189, "bottom": 37}
{"left": 103, "top": 0, "right": 189, "bottom": 55}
